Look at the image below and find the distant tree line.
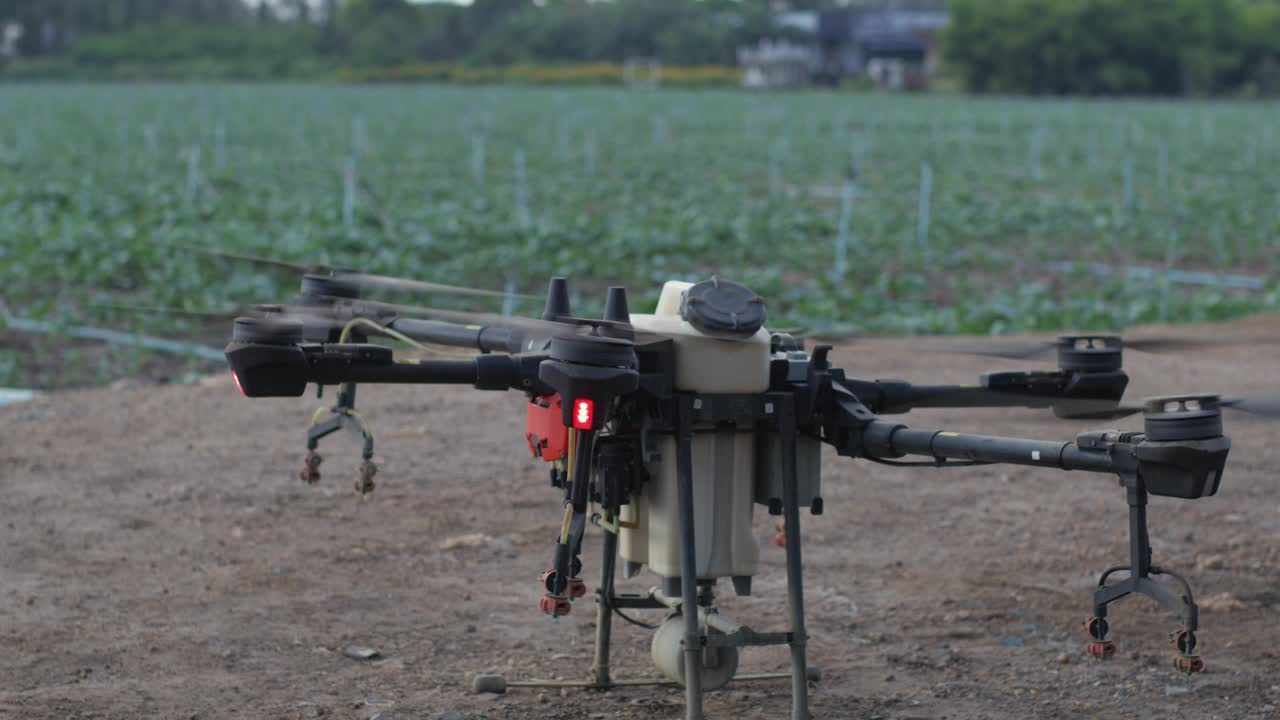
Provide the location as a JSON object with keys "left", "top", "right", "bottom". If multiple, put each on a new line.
{"left": 18, "top": 0, "right": 1277, "bottom": 96}
{"left": 946, "top": 0, "right": 1280, "bottom": 97}
{"left": 0, "top": 0, "right": 785, "bottom": 79}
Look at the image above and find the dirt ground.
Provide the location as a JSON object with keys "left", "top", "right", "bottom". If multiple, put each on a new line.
{"left": 2, "top": 319, "right": 1278, "bottom": 720}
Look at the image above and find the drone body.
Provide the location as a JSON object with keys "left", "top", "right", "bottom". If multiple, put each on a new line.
{"left": 224, "top": 273, "right": 1234, "bottom": 720}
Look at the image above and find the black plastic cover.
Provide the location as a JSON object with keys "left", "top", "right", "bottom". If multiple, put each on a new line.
{"left": 1136, "top": 436, "right": 1230, "bottom": 499}
{"left": 232, "top": 316, "right": 304, "bottom": 346}
{"left": 1143, "top": 395, "right": 1224, "bottom": 441}
{"left": 549, "top": 334, "right": 636, "bottom": 368}
{"left": 299, "top": 273, "right": 360, "bottom": 303}
{"left": 1056, "top": 335, "right": 1123, "bottom": 373}
{"left": 680, "top": 278, "right": 766, "bottom": 338}
{"left": 225, "top": 342, "right": 309, "bottom": 397}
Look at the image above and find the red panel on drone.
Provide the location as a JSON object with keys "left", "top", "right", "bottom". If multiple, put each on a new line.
{"left": 526, "top": 394, "right": 569, "bottom": 462}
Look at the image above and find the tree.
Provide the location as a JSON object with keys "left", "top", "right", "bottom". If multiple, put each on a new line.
{"left": 945, "top": 0, "right": 1258, "bottom": 97}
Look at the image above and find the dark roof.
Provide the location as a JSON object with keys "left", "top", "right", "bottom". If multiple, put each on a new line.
{"left": 859, "top": 31, "right": 928, "bottom": 54}
{"left": 817, "top": 7, "right": 949, "bottom": 50}
{"left": 817, "top": 8, "right": 861, "bottom": 42}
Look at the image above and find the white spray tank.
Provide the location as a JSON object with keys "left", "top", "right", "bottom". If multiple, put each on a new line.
{"left": 618, "top": 280, "right": 821, "bottom": 596}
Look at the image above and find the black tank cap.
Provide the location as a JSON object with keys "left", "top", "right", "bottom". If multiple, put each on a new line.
{"left": 679, "top": 278, "right": 766, "bottom": 338}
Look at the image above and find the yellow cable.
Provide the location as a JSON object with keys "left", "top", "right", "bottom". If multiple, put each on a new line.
{"left": 345, "top": 409, "right": 371, "bottom": 436}
{"left": 556, "top": 429, "right": 582, "bottom": 545}
{"left": 337, "top": 317, "right": 473, "bottom": 359}
{"left": 567, "top": 427, "right": 576, "bottom": 470}
{"left": 558, "top": 503, "right": 574, "bottom": 545}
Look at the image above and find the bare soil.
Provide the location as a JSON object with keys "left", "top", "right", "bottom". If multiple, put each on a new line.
{"left": 2, "top": 318, "right": 1278, "bottom": 720}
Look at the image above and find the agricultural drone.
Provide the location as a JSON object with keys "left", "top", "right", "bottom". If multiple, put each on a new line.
{"left": 224, "top": 267, "right": 1258, "bottom": 720}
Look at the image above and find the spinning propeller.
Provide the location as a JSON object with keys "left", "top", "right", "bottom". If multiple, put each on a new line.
{"left": 919, "top": 332, "right": 1277, "bottom": 360}
{"left": 86, "top": 255, "right": 1280, "bottom": 426}
{"left": 1095, "top": 394, "right": 1280, "bottom": 421}
{"left": 186, "top": 246, "right": 528, "bottom": 300}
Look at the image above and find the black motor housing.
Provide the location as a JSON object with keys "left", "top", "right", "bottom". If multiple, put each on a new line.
{"left": 1136, "top": 396, "right": 1230, "bottom": 499}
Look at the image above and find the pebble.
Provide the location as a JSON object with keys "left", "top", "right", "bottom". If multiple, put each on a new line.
{"left": 1196, "top": 554, "right": 1227, "bottom": 571}
{"left": 343, "top": 645, "right": 381, "bottom": 661}
{"left": 431, "top": 711, "right": 464, "bottom": 720}
{"left": 1262, "top": 705, "right": 1275, "bottom": 714}
{"left": 1164, "top": 686, "right": 1192, "bottom": 697}
{"left": 1055, "top": 653, "right": 1070, "bottom": 665}
{"left": 1199, "top": 592, "right": 1248, "bottom": 612}
{"left": 437, "top": 533, "right": 494, "bottom": 550}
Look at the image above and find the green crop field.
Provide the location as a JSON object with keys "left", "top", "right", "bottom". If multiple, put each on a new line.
{"left": 1, "top": 83, "right": 1278, "bottom": 387}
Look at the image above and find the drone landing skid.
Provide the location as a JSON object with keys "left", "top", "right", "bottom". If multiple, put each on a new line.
{"left": 301, "top": 382, "right": 377, "bottom": 495}
{"left": 481, "top": 395, "right": 816, "bottom": 720}
{"left": 1085, "top": 475, "right": 1203, "bottom": 673}
{"left": 475, "top": 530, "right": 819, "bottom": 711}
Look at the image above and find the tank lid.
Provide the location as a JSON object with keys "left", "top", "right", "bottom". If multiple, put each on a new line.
{"left": 680, "top": 278, "right": 766, "bottom": 338}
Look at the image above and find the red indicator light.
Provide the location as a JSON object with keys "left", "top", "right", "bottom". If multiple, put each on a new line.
{"left": 231, "top": 370, "right": 245, "bottom": 396}
{"left": 572, "top": 398, "right": 594, "bottom": 430}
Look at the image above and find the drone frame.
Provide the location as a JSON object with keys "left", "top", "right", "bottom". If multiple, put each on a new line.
{"left": 224, "top": 276, "right": 1231, "bottom": 720}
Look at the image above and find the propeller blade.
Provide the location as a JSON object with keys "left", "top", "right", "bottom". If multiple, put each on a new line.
{"left": 1053, "top": 393, "right": 1280, "bottom": 422}
{"left": 254, "top": 301, "right": 565, "bottom": 345}
{"left": 3, "top": 314, "right": 225, "bottom": 362}
{"left": 921, "top": 330, "right": 1277, "bottom": 360}
{"left": 1121, "top": 333, "right": 1278, "bottom": 353}
{"left": 1052, "top": 400, "right": 1145, "bottom": 420}
{"left": 186, "top": 246, "right": 526, "bottom": 300}
{"left": 921, "top": 338, "right": 1058, "bottom": 360}
{"left": 186, "top": 246, "right": 330, "bottom": 274}
{"left": 333, "top": 271, "right": 530, "bottom": 301}
{"left": 93, "top": 302, "right": 245, "bottom": 320}
{"left": 1221, "top": 393, "right": 1280, "bottom": 419}
{"left": 358, "top": 300, "right": 663, "bottom": 349}
{"left": 803, "top": 328, "right": 861, "bottom": 341}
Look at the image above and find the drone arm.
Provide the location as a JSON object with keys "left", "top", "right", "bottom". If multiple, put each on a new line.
{"left": 823, "top": 385, "right": 1227, "bottom": 499}
{"left": 860, "top": 421, "right": 1118, "bottom": 473}
{"left": 387, "top": 317, "right": 526, "bottom": 354}
{"left": 307, "top": 355, "right": 497, "bottom": 386}
{"left": 840, "top": 372, "right": 1125, "bottom": 416}
{"left": 842, "top": 378, "right": 1053, "bottom": 414}
{"left": 226, "top": 338, "right": 547, "bottom": 396}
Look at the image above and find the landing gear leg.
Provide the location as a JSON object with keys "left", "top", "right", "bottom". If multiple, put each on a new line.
{"left": 675, "top": 396, "right": 705, "bottom": 720}
{"left": 302, "top": 381, "right": 376, "bottom": 495}
{"left": 592, "top": 528, "right": 618, "bottom": 689}
{"left": 1085, "top": 475, "right": 1202, "bottom": 672}
{"left": 777, "top": 396, "right": 811, "bottom": 720}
